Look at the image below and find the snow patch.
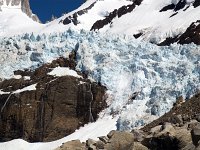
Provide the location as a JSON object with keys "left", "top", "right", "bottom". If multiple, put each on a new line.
{"left": 0, "top": 117, "right": 117, "bottom": 150}
{"left": 13, "top": 84, "right": 37, "bottom": 94}
{"left": 48, "top": 67, "right": 82, "bottom": 78}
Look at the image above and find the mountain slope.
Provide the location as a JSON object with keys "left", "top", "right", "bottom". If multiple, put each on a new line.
{"left": 58, "top": 0, "right": 200, "bottom": 44}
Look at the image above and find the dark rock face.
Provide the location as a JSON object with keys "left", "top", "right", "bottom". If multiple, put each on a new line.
{"left": 193, "top": 0, "right": 200, "bottom": 8}
{"left": 144, "top": 135, "right": 179, "bottom": 150}
{"left": 174, "top": 0, "right": 187, "bottom": 11}
{"left": 191, "top": 128, "right": 200, "bottom": 146}
{"left": 90, "top": 0, "right": 143, "bottom": 31}
{"left": 159, "top": 20, "right": 200, "bottom": 46}
{"left": 160, "top": 0, "right": 200, "bottom": 13}
{"left": 62, "top": 2, "right": 96, "bottom": 25}
{"left": 0, "top": 57, "right": 107, "bottom": 142}
{"left": 159, "top": 4, "right": 175, "bottom": 12}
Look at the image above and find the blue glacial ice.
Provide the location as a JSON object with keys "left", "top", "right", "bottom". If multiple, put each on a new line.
{"left": 0, "top": 29, "right": 200, "bottom": 130}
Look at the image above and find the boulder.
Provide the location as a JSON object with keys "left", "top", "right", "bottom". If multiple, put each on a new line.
{"left": 131, "top": 129, "right": 145, "bottom": 142}
{"left": 104, "top": 131, "right": 134, "bottom": 150}
{"left": 196, "top": 114, "right": 200, "bottom": 122}
{"left": 133, "top": 142, "right": 148, "bottom": 150}
{"left": 175, "top": 128, "right": 192, "bottom": 149}
{"left": 55, "top": 140, "right": 86, "bottom": 150}
{"left": 86, "top": 138, "right": 96, "bottom": 147}
{"left": 191, "top": 128, "right": 200, "bottom": 146}
{"left": 95, "top": 140, "right": 105, "bottom": 149}
{"left": 98, "top": 136, "right": 109, "bottom": 143}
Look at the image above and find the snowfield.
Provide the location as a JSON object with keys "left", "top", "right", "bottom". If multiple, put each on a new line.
{"left": 1, "top": 0, "right": 200, "bottom": 43}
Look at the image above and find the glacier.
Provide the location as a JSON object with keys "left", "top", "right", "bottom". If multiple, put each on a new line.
{"left": 0, "top": 29, "right": 200, "bottom": 130}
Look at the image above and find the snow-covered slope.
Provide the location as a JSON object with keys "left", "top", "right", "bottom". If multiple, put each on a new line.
{"left": 1, "top": 0, "right": 200, "bottom": 43}
{"left": 57, "top": 0, "right": 200, "bottom": 43}
{"left": 103, "top": 0, "right": 200, "bottom": 43}
{"left": 0, "top": 0, "right": 42, "bottom": 36}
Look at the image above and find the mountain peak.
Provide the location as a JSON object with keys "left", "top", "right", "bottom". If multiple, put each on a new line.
{"left": 0, "top": 0, "right": 40, "bottom": 22}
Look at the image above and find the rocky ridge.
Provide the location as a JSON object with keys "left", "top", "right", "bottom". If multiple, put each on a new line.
{"left": 159, "top": 20, "right": 200, "bottom": 46}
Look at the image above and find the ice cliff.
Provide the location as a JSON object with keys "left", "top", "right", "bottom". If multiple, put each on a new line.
{"left": 0, "top": 29, "right": 199, "bottom": 130}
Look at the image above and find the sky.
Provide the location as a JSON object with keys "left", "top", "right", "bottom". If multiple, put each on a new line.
{"left": 29, "top": 0, "right": 84, "bottom": 23}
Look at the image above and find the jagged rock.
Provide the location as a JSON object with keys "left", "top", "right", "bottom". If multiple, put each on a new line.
{"left": 196, "top": 114, "right": 200, "bottom": 122}
{"left": 169, "top": 114, "right": 183, "bottom": 126}
{"left": 0, "top": 0, "right": 40, "bottom": 22}
{"left": 107, "top": 130, "right": 115, "bottom": 139}
{"left": 187, "top": 121, "right": 200, "bottom": 130}
{"left": 0, "top": 57, "right": 107, "bottom": 142}
{"left": 88, "top": 145, "right": 97, "bottom": 150}
{"left": 86, "top": 138, "right": 96, "bottom": 147}
{"left": 98, "top": 136, "right": 109, "bottom": 144}
{"left": 91, "top": 0, "right": 142, "bottom": 31}
{"left": 131, "top": 129, "right": 145, "bottom": 142}
{"left": 143, "top": 134, "right": 179, "bottom": 150}
{"left": 157, "top": 123, "right": 176, "bottom": 137}
{"left": 159, "top": 20, "right": 200, "bottom": 46}
{"left": 193, "top": 0, "right": 200, "bottom": 8}
{"left": 63, "top": 2, "right": 96, "bottom": 25}
{"left": 95, "top": 140, "right": 105, "bottom": 149}
{"left": 142, "top": 123, "right": 179, "bottom": 150}
{"left": 182, "top": 143, "right": 196, "bottom": 150}
{"left": 175, "top": 128, "right": 192, "bottom": 149}
{"left": 149, "top": 125, "right": 162, "bottom": 134}
{"left": 191, "top": 128, "right": 200, "bottom": 146}
{"left": 182, "top": 114, "right": 191, "bottom": 122}
{"left": 55, "top": 140, "right": 86, "bottom": 150}
{"left": 104, "top": 131, "right": 134, "bottom": 150}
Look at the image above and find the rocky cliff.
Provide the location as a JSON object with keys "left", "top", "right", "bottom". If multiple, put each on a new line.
{"left": 0, "top": 57, "right": 107, "bottom": 142}
{"left": 0, "top": 0, "right": 40, "bottom": 22}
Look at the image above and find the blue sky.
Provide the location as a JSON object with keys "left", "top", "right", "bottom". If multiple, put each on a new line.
{"left": 29, "top": 0, "right": 84, "bottom": 23}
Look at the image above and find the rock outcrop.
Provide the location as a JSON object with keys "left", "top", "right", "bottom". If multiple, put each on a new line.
{"left": 159, "top": 20, "right": 200, "bottom": 46}
{"left": 0, "top": 57, "right": 107, "bottom": 142}
{"left": 90, "top": 0, "right": 143, "bottom": 31}
{"left": 0, "top": 0, "right": 40, "bottom": 22}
